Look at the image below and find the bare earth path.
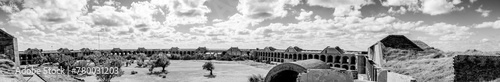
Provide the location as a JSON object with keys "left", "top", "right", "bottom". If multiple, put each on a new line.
{"left": 82, "top": 60, "right": 271, "bottom": 82}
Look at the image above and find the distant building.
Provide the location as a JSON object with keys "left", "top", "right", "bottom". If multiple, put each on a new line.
{"left": 0, "top": 29, "right": 19, "bottom": 66}
{"left": 367, "top": 35, "right": 424, "bottom": 65}
{"left": 255, "top": 46, "right": 360, "bottom": 71}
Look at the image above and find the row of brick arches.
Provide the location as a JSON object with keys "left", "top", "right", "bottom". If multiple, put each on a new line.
{"left": 256, "top": 52, "right": 357, "bottom": 70}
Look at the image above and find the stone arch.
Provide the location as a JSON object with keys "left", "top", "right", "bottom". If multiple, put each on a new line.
{"left": 342, "top": 56, "right": 349, "bottom": 64}
{"left": 308, "top": 54, "right": 313, "bottom": 59}
{"left": 327, "top": 55, "right": 333, "bottom": 63}
{"left": 342, "top": 65, "right": 349, "bottom": 70}
{"left": 320, "top": 55, "right": 326, "bottom": 62}
{"left": 314, "top": 55, "right": 319, "bottom": 59}
{"left": 293, "top": 54, "right": 297, "bottom": 60}
{"left": 302, "top": 54, "right": 307, "bottom": 60}
{"left": 335, "top": 56, "right": 341, "bottom": 63}
{"left": 264, "top": 59, "right": 330, "bottom": 82}
{"left": 334, "top": 64, "right": 341, "bottom": 68}
{"left": 297, "top": 54, "right": 302, "bottom": 60}
{"left": 350, "top": 56, "right": 356, "bottom": 64}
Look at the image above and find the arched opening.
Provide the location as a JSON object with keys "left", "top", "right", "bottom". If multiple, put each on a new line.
{"left": 270, "top": 70, "right": 299, "bottom": 82}
{"left": 302, "top": 54, "right": 307, "bottom": 60}
{"left": 335, "top": 56, "right": 341, "bottom": 63}
{"left": 298, "top": 54, "right": 302, "bottom": 60}
{"left": 327, "top": 56, "right": 333, "bottom": 63}
{"left": 351, "top": 56, "right": 356, "bottom": 64}
{"left": 334, "top": 64, "right": 341, "bottom": 68}
{"left": 342, "top": 65, "right": 349, "bottom": 70}
{"left": 293, "top": 54, "right": 297, "bottom": 60}
{"left": 350, "top": 66, "right": 356, "bottom": 70}
{"left": 314, "top": 55, "right": 319, "bottom": 59}
{"left": 329, "top": 63, "right": 333, "bottom": 67}
{"left": 342, "top": 56, "right": 349, "bottom": 64}
{"left": 308, "top": 54, "right": 313, "bottom": 59}
{"left": 320, "top": 55, "right": 326, "bottom": 62}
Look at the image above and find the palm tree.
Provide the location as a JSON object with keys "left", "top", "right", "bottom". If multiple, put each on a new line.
{"left": 202, "top": 62, "right": 214, "bottom": 76}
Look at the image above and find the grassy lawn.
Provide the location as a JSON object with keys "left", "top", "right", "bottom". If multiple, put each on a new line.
{"left": 82, "top": 60, "right": 271, "bottom": 82}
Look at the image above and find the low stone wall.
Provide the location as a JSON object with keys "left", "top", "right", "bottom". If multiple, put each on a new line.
{"left": 454, "top": 55, "right": 500, "bottom": 81}
{"left": 298, "top": 69, "right": 353, "bottom": 82}
{"left": 377, "top": 70, "right": 416, "bottom": 82}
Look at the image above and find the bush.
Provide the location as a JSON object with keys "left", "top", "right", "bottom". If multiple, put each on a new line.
{"left": 180, "top": 55, "right": 195, "bottom": 60}
{"left": 248, "top": 74, "right": 264, "bottom": 82}
{"left": 131, "top": 71, "right": 137, "bottom": 75}
{"left": 216, "top": 55, "right": 233, "bottom": 61}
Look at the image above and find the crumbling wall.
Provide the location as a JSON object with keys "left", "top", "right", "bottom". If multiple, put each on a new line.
{"left": 454, "top": 55, "right": 500, "bottom": 81}
{"left": 298, "top": 69, "right": 353, "bottom": 82}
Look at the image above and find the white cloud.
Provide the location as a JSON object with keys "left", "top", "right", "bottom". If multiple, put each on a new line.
{"left": 475, "top": 20, "right": 500, "bottom": 29}
{"left": 421, "top": 0, "right": 463, "bottom": 15}
{"left": 307, "top": 0, "right": 372, "bottom": 17}
{"left": 333, "top": 6, "right": 362, "bottom": 17}
{"left": 415, "top": 23, "right": 472, "bottom": 40}
{"left": 382, "top": 0, "right": 419, "bottom": 6}
{"left": 470, "top": 0, "right": 477, "bottom": 3}
{"left": 481, "top": 38, "right": 490, "bottom": 43}
{"left": 295, "top": 9, "right": 313, "bottom": 21}
{"left": 388, "top": 7, "right": 407, "bottom": 15}
{"left": 7, "top": 0, "right": 88, "bottom": 29}
{"left": 475, "top": 6, "right": 491, "bottom": 17}
{"left": 162, "top": 0, "right": 212, "bottom": 26}
{"left": 237, "top": 0, "right": 296, "bottom": 20}
{"left": 307, "top": 0, "right": 372, "bottom": 8}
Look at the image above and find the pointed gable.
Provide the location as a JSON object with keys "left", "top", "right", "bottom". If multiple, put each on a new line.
{"left": 285, "top": 46, "right": 298, "bottom": 52}
{"left": 111, "top": 48, "right": 122, "bottom": 52}
{"left": 170, "top": 47, "right": 179, "bottom": 51}
{"left": 227, "top": 47, "right": 240, "bottom": 52}
{"left": 377, "top": 35, "right": 423, "bottom": 51}
{"left": 263, "top": 46, "right": 276, "bottom": 51}
{"left": 321, "top": 46, "right": 344, "bottom": 54}
{"left": 137, "top": 47, "right": 147, "bottom": 52}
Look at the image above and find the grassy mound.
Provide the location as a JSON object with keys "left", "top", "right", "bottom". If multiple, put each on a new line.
{"left": 383, "top": 58, "right": 454, "bottom": 82}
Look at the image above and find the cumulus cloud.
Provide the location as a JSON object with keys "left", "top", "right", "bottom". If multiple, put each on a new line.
{"left": 295, "top": 9, "right": 313, "bottom": 21}
{"left": 162, "top": 0, "right": 211, "bottom": 26}
{"left": 307, "top": 0, "right": 373, "bottom": 8}
{"left": 237, "top": 0, "right": 298, "bottom": 20}
{"left": 7, "top": 0, "right": 88, "bottom": 29}
{"left": 421, "top": 0, "right": 463, "bottom": 15}
{"left": 475, "top": 20, "right": 500, "bottom": 29}
{"left": 307, "top": 0, "right": 372, "bottom": 17}
{"left": 475, "top": 6, "right": 491, "bottom": 17}
{"left": 388, "top": 7, "right": 407, "bottom": 15}
{"left": 382, "top": 0, "right": 419, "bottom": 6}
{"left": 0, "top": 0, "right": 21, "bottom": 13}
{"left": 415, "top": 23, "right": 472, "bottom": 40}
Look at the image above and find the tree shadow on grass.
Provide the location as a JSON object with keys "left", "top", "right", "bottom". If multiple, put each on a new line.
{"left": 203, "top": 75, "right": 216, "bottom": 78}
{"left": 147, "top": 71, "right": 169, "bottom": 78}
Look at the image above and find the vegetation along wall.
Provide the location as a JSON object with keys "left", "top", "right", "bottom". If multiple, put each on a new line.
{"left": 453, "top": 55, "right": 500, "bottom": 81}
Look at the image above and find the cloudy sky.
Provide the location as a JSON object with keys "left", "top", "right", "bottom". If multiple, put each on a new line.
{"left": 0, "top": 0, "right": 499, "bottom": 51}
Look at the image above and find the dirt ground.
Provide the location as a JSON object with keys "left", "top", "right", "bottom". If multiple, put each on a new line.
{"left": 82, "top": 60, "right": 271, "bottom": 82}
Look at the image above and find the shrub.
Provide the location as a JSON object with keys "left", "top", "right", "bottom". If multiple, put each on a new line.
{"left": 202, "top": 62, "right": 215, "bottom": 76}
{"left": 131, "top": 71, "right": 137, "bottom": 75}
{"left": 248, "top": 74, "right": 264, "bottom": 82}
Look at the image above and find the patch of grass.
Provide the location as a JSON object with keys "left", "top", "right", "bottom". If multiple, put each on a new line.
{"left": 383, "top": 58, "right": 454, "bottom": 82}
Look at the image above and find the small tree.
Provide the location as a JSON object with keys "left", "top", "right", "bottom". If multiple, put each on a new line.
{"left": 149, "top": 53, "right": 170, "bottom": 73}
{"left": 202, "top": 62, "right": 214, "bottom": 76}
{"left": 248, "top": 74, "right": 264, "bottom": 82}
{"left": 96, "top": 59, "right": 123, "bottom": 82}
{"left": 33, "top": 55, "right": 47, "bottom": 66}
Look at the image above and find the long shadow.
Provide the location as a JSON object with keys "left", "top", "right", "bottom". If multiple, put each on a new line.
{"left": 203, "top": 75, "right": 216, "bottom": 78}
